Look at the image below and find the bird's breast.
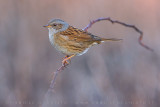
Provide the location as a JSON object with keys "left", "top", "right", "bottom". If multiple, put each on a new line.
{"left": 48, "top": 28, "right": 58, "bottom": 46}
{"left": 48, "top": 30, "right": 91, "bottom": 56}
{"left": 49, "top": 33, "right": 54, "bottom": 46}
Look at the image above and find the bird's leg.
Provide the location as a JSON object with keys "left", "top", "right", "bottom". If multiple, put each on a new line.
{"left": 62, "top": 55, "right": 75, "bottom": 66}
{"left": 62, "top": 56, "right": 69, "bottom": 66}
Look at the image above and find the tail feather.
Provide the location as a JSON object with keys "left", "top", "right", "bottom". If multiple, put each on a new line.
{"left": 93, "top": 38, "right": 122, "bottom": 45}
{"left": 101, "top": 38, "right": 122, "bottom": 42}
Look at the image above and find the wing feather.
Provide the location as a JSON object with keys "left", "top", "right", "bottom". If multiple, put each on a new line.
{"left": 58, "top": 26, "right": 102, "bottom": 43}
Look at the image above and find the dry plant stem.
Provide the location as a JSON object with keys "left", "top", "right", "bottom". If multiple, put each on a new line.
{"left": 49, "top": 64, "right": 68, "bottom": 89}
{"left": 83, "top": 17, "right": 153, "bottom": 52}
{"left": 41, "top": 64, "right": 69, "bottom": 107}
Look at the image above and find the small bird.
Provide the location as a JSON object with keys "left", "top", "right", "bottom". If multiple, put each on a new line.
{"left": 44, "top": 19, "right": 121, "bottom": 65}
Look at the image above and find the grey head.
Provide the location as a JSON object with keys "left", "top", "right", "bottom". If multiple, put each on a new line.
{"left": 43, "top": 19, "right": 69, "bottom": 33}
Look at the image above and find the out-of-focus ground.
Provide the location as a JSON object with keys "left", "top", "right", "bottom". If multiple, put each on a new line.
{"left": 0, "top": 0, "right": 160, "bottom": 107}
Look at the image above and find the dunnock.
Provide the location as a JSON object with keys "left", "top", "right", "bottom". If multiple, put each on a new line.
{"left": 44, "top": 19, "right": 121, "bottom": 65}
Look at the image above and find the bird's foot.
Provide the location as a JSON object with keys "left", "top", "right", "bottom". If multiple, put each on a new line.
{"left": 62, "top": 55, "right": 75, "bottom": 67}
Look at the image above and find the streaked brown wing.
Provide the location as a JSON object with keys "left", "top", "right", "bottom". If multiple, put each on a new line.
{"left": 59, "top": 26, "right": 102, "bottom": 42}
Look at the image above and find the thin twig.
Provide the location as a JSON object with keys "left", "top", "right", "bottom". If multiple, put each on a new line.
{"left": 41, "top": 64, "right": 68, "bottom": 107}
{"left": 49, "top": 65, "right": 65, "bottom": 88}
{"left": 83, "top": 17, "right": 153, "bottom": 52}
{"left": 48, "top": 63, "right": 68, "bottom": 90}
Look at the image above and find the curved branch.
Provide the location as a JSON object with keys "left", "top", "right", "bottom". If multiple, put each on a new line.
{"left": 83, "top": 17, "right": 153, "bottom": 52}
{"left": 49, "top": 64, "right": 67, "bottom": 89}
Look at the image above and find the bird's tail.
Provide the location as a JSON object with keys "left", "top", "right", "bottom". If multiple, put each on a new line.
{"left": 93, "top": 37, "right": 122, "bottom": 44}
{"left": 101, "top": 38, "right": 122, "bottom": 43}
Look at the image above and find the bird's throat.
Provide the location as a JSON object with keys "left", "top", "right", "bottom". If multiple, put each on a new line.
{"left": 48, "top": 28, "right": 56, "bottom": 45}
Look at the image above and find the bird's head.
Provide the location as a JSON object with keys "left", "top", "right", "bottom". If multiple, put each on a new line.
{"left": 43, "top": 19, "right": 69, "bottom": 33}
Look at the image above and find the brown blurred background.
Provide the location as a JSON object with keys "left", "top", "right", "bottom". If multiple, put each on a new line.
{"left": 0, "top": 0, "right": 160, "bottom": 107}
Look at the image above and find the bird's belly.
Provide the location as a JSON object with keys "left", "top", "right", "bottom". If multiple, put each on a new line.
{"left": 53, "top": 35, "right": 89, "bottom": 56}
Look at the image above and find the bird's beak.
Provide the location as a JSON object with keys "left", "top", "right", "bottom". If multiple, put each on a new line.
{"left": 43, "top": 24, "right": 52, "bottom": 28}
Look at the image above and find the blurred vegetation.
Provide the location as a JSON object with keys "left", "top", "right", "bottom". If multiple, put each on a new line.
{"left": 0, "top": 0, "right": 160, "bottom": 107}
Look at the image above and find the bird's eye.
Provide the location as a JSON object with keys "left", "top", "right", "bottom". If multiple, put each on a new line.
{"left": 53, "top": 24, "right": 57, "bottom": 26}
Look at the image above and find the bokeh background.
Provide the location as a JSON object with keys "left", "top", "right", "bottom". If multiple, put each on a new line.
{"left": 0, "top": 0, "right": 160, "bottom": 107}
